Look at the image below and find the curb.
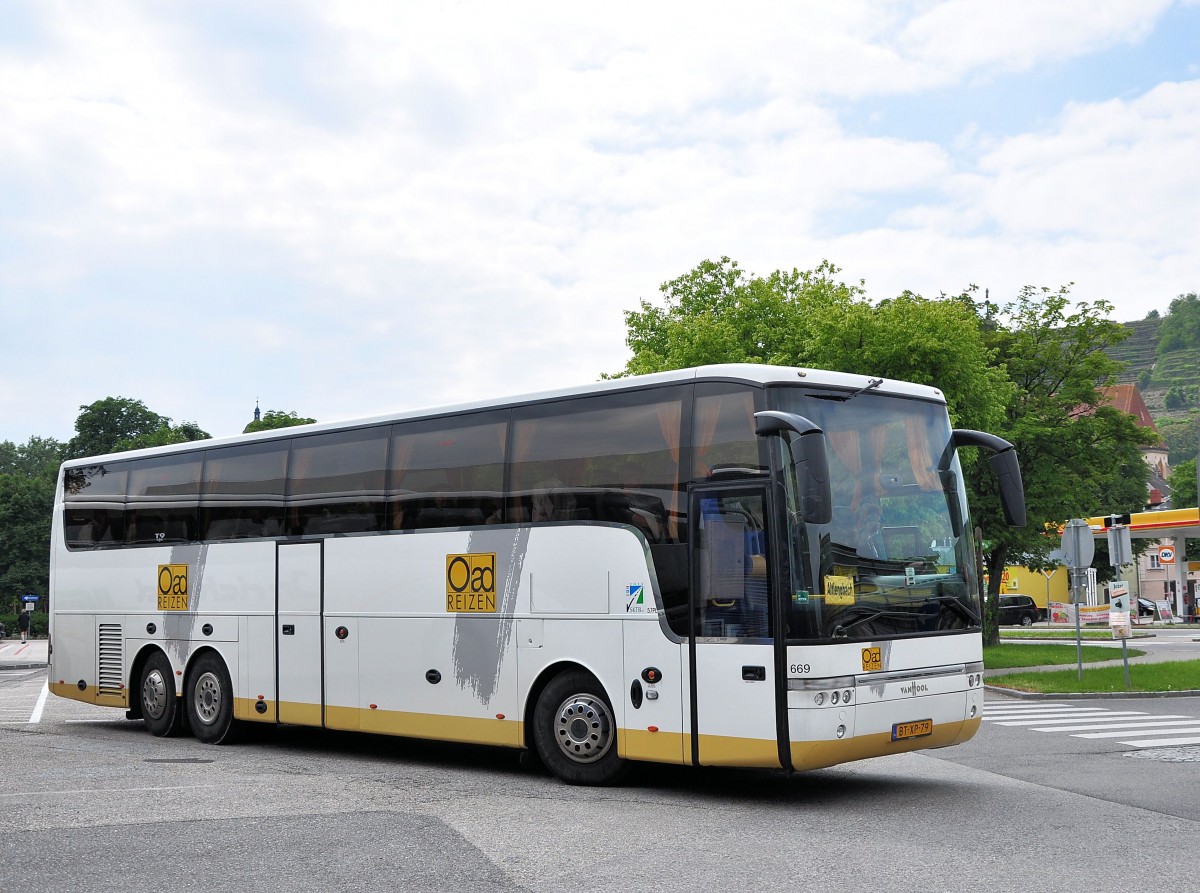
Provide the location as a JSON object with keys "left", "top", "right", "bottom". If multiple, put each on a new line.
{"left": 985, "top": 684, "right": 1200, "bottom": 700}
{"left": 0, "top": 662, "right": 48, "bottom": 671}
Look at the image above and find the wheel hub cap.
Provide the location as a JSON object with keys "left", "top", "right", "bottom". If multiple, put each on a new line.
{"left": 553, "top": 694, "right": 614, "bottom": 764}
{"left": 193, "top": 671, "right": 222, "bottom": 726}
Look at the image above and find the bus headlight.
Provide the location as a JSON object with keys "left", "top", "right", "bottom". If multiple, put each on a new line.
{"left": 814, "top": 692, "right": 825, "bottom": 706}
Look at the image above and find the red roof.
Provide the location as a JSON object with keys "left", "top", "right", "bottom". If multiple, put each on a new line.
{"left": 1100, "top": 384, "right": 1159, "bottom": 434}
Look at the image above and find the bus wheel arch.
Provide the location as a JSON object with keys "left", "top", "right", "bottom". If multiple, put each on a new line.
{"left": 528, "top": 664, "right": 628, "bottom": 786}
{"left": 183, "top": 648, "right": 242, "bottom": 745}
{"left": 136, "top": 647, "right": 186, "bottom": 737}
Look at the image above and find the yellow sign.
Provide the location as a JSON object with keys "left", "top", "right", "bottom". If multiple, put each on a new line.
{"left": 157, "top": 564, "right": 189, "bottom": 611}
{"left": 445, "top": 553, "right": 497, "bottom": 612}
{"left": 862, "top": 647, "right": 882, "bottom": 672}
{"left": 824, "top": 575, "right": 856, "bottom": 605}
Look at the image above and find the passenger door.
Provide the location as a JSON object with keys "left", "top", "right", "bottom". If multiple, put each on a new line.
{"left": 689, "top": 484, "right": 784, "bottom": 767}
{"left": 276, "top": 541, "right": 324, "bottom": 725}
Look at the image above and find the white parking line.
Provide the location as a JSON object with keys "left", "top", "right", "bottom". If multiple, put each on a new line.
{"left": 1073, "top": 725, "right": 1200, "bottom": 739}
{"left": 1117, "top": 735, "right": 1200, "bottom": 747}
{"left": 29, "top": 680, "right": 48, "bottom": 723}
{"left": 1032, "top": 718, "right": 1197, "bottom": 732}
{"left": 989, "top": 711, "right": 1150, "bottom": 725}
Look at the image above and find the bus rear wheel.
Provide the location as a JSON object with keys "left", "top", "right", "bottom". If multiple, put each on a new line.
{"left": 185, "top": 653, "right": 242, "bottom": 745}
{"left": 139, "top": 652, "right": 185, "bottom": 737}
{"left": 533, "top": 671, "right": 627, "bottom": 786}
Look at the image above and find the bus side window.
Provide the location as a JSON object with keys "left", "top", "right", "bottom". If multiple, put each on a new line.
{"left": 201, "top": 440, "right": 288, "bottom": 541}
{"left": 126, "top": 454, "right": 202, "bottom": 545}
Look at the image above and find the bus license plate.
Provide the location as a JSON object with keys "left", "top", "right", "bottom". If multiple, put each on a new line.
{"left": 891, "top": 719, "right": 933, "bottom": 741}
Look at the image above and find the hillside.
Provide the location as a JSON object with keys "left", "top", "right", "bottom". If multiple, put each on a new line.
{"left": 1108, "top": 316, "right": 1200, "bottom": 424}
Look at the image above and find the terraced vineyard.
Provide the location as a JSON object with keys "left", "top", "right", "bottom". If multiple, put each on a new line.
{"left": 1108, "top": 316, "right": 1200, "bottom": 423}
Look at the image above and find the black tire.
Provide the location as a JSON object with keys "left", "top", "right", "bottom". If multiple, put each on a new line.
{"left": 1021, "top": 613, "right": 1034, "bottom": 627}
{"left": 139, "top": 651, "right": 185, "bottom": 737}
{"left": 185, "top": 652, "right": 242, "bottom": 745}
{"left": 532, "top": 670, "right": 627, "bottom": 786}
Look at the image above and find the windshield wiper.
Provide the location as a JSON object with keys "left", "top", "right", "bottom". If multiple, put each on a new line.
{"left": 845, "top": 378, "right": 883, "bottom": 401}
{"left": 932, "top": 595, "right": 980, "bottom": 625}
{"left": 831, "top": 609, "right": 914, "bottom": 638}
{"left": 829, "top": 596, "right": 980, "bottom": 638}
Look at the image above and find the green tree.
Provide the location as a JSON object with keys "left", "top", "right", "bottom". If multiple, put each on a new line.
{"left": 66, "top": 397, "right": 209, "bottom": 457}
{"left": 1169, "top": 458, "right": 1197, "bottom": 508}
{"left": 66, "top": 397, "right": 167, "bottom": 458}
{"left": 616, "top": 258, "right": 1008, "bottom": 431}
{"left": 1164, "top": 386, "right": 1190, "bottom": 410}
{"left": 1167, "top": 459, "right": 1199, "bottom": 560}
{"left": 0, "top": 436, "right": 63, "bottom": 477}
{"left": 1156, "top": 292, "right": 1200, "bottom": 355}
{"left": 1157, "top": 412, "right": 1200, "bottom": 466}
{"left": 116, "top": 420, "right": 211, "bottom": 452}
{"left": 0, "top": 437, "right": 63, "bottom": 603}
{"left": 962, "top": 286, "right": 1148, "bottom": 642}
{"left": 243, "top": 410, "right": 317, "bottom": 433}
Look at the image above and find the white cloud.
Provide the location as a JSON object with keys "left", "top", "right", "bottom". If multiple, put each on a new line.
{"left": 1, "top": 1, "right": 1197, "bottom": 443}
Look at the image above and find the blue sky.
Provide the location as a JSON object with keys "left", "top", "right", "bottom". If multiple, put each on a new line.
{"left": 2, "top": 1, "right": 1199, "bottom": 445}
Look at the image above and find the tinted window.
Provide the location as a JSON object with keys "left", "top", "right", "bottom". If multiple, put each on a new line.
{"left": 510, "top": 388, "right": 686, "bottom": 543}
{"left": 63, "top": 463, "right": 129, "bottom": 548}
{"left": 126, "top": 454, "right": 202, "bottom": 544}
{"left": 201, "top": 440, "right": 289, "bottom": 540}
{"left": 693, "top": 488, "right": 771, "bottom": 639}
{"left": 289, "top": 428, "right": 389, "bottom": 535}
{"left": 63, "top": 507, "right": 125, "bottom": 548}
{"left": 389, "top": 412, "right": 507, "bottom": 530}
{"left": 63, "top": 463, "right": 129, "bottom": 501}
{"left": 691, "top": 384, "right": 764, "bottom": 483}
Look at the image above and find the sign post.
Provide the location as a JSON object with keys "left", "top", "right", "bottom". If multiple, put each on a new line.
{"left": 1109, "top": 584, "right": 1132, "bottom": 689}
{"left": 1061, "top": 520, "right": 1094, "bottom": 682}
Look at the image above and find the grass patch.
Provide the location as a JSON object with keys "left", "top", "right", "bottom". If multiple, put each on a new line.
{"left": 988, "top": 659, "right": 1200, "bottom": 694}
{"left": 982, "top": 643, "right": 1145, "bottom": 669}
{"left": 999, "top": 629, "right": 1146, "bottom": 641}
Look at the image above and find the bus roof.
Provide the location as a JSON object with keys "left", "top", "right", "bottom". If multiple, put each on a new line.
{"left": 60, "top": 363, "right": 946, "bottom": 467}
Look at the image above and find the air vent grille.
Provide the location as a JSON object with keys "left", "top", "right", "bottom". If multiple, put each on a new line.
{"left": 97, "top": 624, "right": 124, "bottom": 695}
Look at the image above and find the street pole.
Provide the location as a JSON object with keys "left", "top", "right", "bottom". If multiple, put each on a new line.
{"left": 1061, "top": 519, "right": 1094, "bottom": 685}
{"left": 1073, "top": 568, "right": 1083, "bottom": 681}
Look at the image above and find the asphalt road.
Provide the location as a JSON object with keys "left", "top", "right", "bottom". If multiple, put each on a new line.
{"left": 2, "top": 666, "right": 1198, "bottom": 893}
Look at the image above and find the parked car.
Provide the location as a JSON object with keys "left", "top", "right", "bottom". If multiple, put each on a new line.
{"left": 998, "top": 594, "right": 1039, "bottom": 627}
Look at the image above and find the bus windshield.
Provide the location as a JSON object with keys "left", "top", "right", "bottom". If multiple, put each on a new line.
{"left": 768, "top": 386, "right": 982, "bottom": 643}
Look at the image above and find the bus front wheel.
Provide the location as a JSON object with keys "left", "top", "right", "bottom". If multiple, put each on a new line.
{"left": 139, "top": 652, "right": 185, "bottom": 737}
{"left": 185, "top": 653, "right": 242, "bottom": 745}
{"left": 533, "top": 671, "right": 627, "bottom": 786}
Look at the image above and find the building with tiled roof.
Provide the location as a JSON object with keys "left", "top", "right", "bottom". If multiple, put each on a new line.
{"left": 1099, "top": 384, "right": 1170, "bottom": 506}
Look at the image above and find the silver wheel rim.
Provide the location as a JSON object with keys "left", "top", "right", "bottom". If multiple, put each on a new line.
{"left": 142, "top": 668, "right": 168, "bottom": 720}
{"left": 552, "top": 693, "right": 614, "bottom": 764}
{"left": 192, "top": 671, "right": 223, "bottom": 726}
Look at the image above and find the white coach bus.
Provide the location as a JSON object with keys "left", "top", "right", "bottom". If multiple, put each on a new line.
{"left": 49, "top": 364, "right": 1024, "bottom": 784}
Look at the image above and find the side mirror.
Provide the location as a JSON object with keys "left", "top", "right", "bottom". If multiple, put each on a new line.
{"left": 754, "top": 411, "right": 833, "bottom": 524}
{"left": 946, "top": 429, "right": 1027, "bottom": 527}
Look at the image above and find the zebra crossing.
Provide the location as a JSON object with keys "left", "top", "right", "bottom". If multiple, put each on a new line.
{"left": 984, "top": 700, "right": 1200, "bottom": 748}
